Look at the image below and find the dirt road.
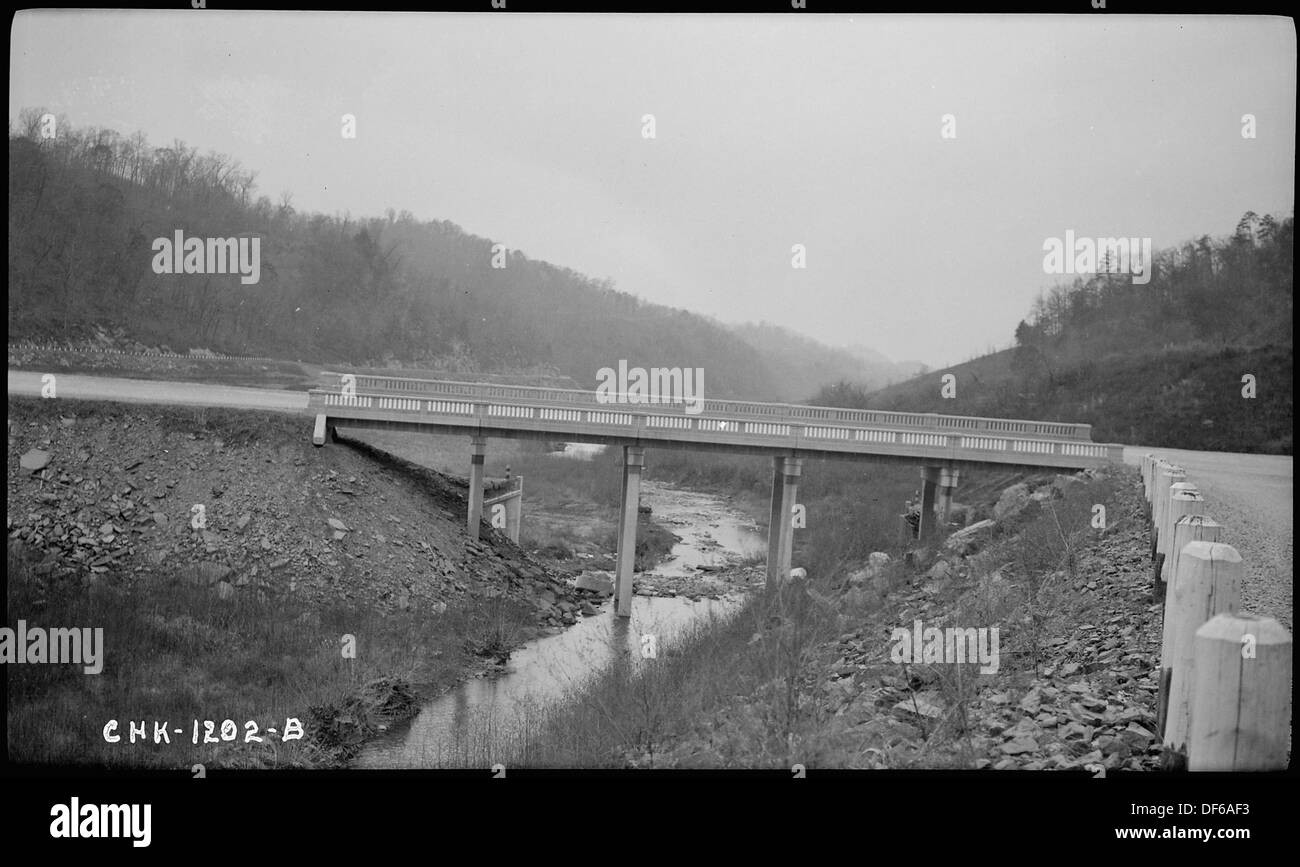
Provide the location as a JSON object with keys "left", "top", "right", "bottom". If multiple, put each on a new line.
{"left": 7, "top": 370, "right": 308, "bottom": 412}
{"left": 1123, "top": 445, "right": 1293, "bottom": 629}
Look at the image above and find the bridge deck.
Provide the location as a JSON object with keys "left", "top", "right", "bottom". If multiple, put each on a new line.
{"left": 308, "top": 375, "right": 1122, "bottom": 470}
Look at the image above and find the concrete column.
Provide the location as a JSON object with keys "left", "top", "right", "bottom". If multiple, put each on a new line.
{"left": 614, "top": 446, "right": 645, "bottom": 617}
{"left": 766, "top": 456, "right": 802, "bottom": 587}
{"left": 937, "top": 465, "right": 960, "bottom": 529}
{"left": 312, "top": 414, "right": 328, "bottom": 447}
{"left": 467, "top": 436, "right": 487, "bottom": 540}
{"left": 767, "top": 457, "right": 784, "bottom": 581}
{"left": 506, "top": 475, "right": 523, "bottom": 543}
{"left": 917, "top": 466, "right": 940, "bottom": 540}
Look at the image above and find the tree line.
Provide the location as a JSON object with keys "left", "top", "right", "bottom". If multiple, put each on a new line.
{"left": 9, "top": 111, "right": 894, "bottom": 402}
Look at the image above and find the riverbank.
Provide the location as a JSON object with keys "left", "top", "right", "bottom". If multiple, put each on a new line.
{"left": 5, "top": 397, "right": 587, "bottom": 768}
{"left": 506, "top": 463, "right": 1161, "bottom": 769}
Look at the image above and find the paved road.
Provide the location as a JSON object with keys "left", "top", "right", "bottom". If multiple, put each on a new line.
{"left": 9, "top": 370, "right": 1290, "bottom": 628}
{"left": 1124, "top": 445, "right": 1293, "bottom": 630}
{"left": 7, "top": 370, "right": 309, "bottom": 413}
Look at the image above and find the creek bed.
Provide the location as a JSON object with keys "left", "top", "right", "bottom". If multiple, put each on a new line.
{"left": 354, "top": 480, "right": 764, "bottom": 768}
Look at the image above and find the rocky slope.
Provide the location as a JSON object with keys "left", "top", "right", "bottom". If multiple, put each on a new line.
{"left": 7, "top": 397, "right": 590, "bottom": 646}
{"left": 654, "top": 466, "right": 1167, "bottom": 771}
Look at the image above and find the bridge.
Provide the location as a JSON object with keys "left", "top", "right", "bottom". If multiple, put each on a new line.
{"left": 308, "top": 373, "right": 1123, "bottom": 616}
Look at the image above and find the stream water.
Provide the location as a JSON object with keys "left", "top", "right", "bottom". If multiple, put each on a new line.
{"left": 354, "top": 480, "right": 765, "bottom": 768}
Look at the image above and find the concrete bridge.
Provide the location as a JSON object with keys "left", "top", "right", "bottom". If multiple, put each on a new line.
{"left": 309, "top": 373, "right": 1122, "bottom": 616}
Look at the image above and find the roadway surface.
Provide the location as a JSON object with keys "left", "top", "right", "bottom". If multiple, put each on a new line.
{"left": 1124, "top": 446, "right": 1293, "bottom": 630}
{"left": 9, "top": 370, "right": 1291, "bottom": 628}
{"left": 7, "top": 370, "right": 308, "bottom": 412}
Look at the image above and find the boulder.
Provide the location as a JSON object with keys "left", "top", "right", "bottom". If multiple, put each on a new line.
{"left": 926, "top": 559, "right": 953, "bottom": 581}
{"left": 20, "top": 449, "right": 52, "bottom": 473}
{"left": 994, "top": 483, "right": 1031, "bottom": 522}
{"left": 1053, "top": 473, "right": 1083, "bottom": 492}
{"left": 944, "top": 519, "right": 996, "bottom": 555}
{"left": 575, "top": 572, "right": 614, "bottom": 596}
{"left": 216, "top": 581, "right": 235, "bottom": 600}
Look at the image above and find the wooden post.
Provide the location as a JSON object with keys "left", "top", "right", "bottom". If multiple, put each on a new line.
{"left": 1163, "top": 541, "right": 1243, "bottom": 752}
{"left": 613, "top": 446, "right": 644, "bottom": 617}
{"left": 467, "top": 436, "right": 487, "bottom": 540}
{"left": 1150, "top": 464, "right": 1184, "bottom": 560}
{"left": 1157, "top": 514, "right": 1222, "bottom": 737}
{"left": 1159, "top": 488, "right": 1203, "bottom": 584}
{"left": 1188, "top": 613, "right": 1292, "bottom": 771}
{"left": 1151, "top": 468, "right": 1187, "bottom": 579}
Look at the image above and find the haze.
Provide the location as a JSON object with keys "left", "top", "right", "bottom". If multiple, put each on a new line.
{"left": 10, "top": 11, "right": 1295, "bottom": 368}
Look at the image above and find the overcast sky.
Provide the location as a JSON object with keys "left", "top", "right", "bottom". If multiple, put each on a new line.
{"left": 10, "top": 12, "right": 1296, "bottom": 368}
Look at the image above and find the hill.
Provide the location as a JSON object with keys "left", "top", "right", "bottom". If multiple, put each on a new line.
{"left": 812, "top": 212, "right": 1293, "bottom": 453}
{"left": 7, "top": 112, "right": 900, "bottom": 403}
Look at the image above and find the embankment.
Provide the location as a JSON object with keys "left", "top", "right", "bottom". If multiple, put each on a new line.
{"left": 510, "top": 463, "right": 1165, "bottom": 769}
{"left": 6, "top": 396, "right": 590, "bottom": 767}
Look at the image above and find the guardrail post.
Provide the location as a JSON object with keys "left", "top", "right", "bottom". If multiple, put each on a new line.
{"left": 1159, "top": 487, "right": 1202, "bottom": 585}
{"left": 614, "top": 446, "right": 645, "bottom": 617}
{"left": 1163, "top": 541, "right": 1243, "bottom": 753}
{"left": 467, "top": 436, "right": 488, "bottom": 540}
{"left": 1151, "top": 464, "right": 1185, "bottom": 561}
{"left": 1188, "top": 613, "right": 1292, "bottom": 771}
{"left": 1154, "top": 481, "right": 1197, "bottom": 593}
{"left": 1157, "top": 514, "right": 1222, "bottom": 737}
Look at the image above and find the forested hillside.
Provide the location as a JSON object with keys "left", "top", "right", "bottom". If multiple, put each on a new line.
{"left": 813, "top": 213, "right": 1294, "bottom": 453}
{"left": 7, "top": 112, "right": 900, "bottom": 401}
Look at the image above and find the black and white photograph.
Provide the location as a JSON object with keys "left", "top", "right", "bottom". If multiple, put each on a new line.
{"left": 5, "top": 4, "right": 1294, "bottom": 848}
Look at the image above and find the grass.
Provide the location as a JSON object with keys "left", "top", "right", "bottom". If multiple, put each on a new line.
{"left": 465, "top": 464, "right": 1137, "bottom": 769}
{"left": 4, "top": 544, "right": 534, "bottom": 768}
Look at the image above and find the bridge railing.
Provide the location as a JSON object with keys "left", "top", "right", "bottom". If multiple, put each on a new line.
{"left": 307, "top": 386, "right": 1122, "bottom": 465}
{"left": 317, "top": 372, "right": 1094, "bottom": 441}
